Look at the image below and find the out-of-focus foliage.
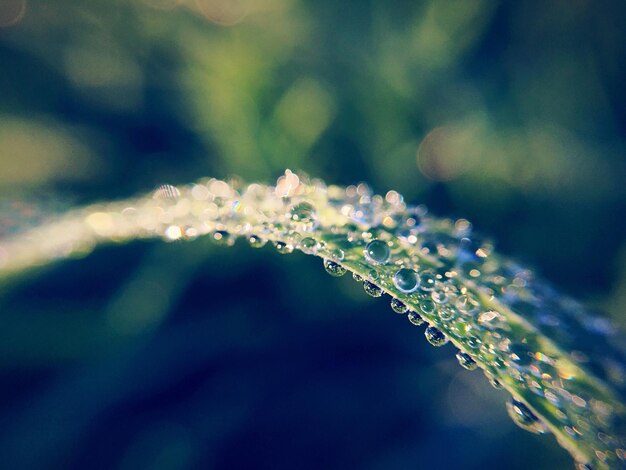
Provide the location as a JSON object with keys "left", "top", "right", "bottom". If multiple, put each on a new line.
{"left": 0, "top": 1, "right": 625, "bottom": 469}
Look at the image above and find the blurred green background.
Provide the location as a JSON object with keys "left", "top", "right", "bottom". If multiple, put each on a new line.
{"left": 0, "top": 0, "right": 625, "bottom": 468}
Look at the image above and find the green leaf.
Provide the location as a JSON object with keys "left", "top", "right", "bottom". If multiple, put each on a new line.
{"left": 1, "top": 170, "right": 624, "bottom": 468}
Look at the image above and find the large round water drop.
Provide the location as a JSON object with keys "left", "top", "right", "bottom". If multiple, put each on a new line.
{"left": 324, "top": 259, "right": 346, "bottom": 277}
{"left": 393, "top": 268, "right": 420, "bottom": 293}
{"left": 506, "top": 399, "right": 547, "bottom": 434}
{"left": 364, "top": 240, "right": 391, "bottom": 265}
{"left": 425, "top": 326, "right": 448, "bottom": 346}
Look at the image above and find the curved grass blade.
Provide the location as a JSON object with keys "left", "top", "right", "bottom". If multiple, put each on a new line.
{"left": 0, "top": 170, "right": 624, "bottom": 468}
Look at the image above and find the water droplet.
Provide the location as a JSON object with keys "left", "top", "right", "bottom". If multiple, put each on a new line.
{"left": 329, "top": 248, "right": 344, "bottom": 261}
{"left": 212, "top": 230, "right": 233, "bottom": 245}
{"left": 509, "top": 344, "right": 533, "bottom": 367}
{"left": 438, "top": 305, "right": 455, "bottom": 321}
{"left": 456, "top": 294, "right": 479, "bottom": 314}
{"left": 425, "top": 326, "right": 448, "bottom": 346}
{"left": 289, "top": 201, "right": 317, "bottom": 231}
{"left": 363, "top": 280, "right": 383, "bottom": 297}
{"left": 477, "top": 310, "right": 503, "bottom": 329}
{"left": 364, "top": 240, "right": 391, "bottom": 265}
{"left": 419, "top": 298, "right": 436, "bottom": 315}
{"left": 408, "top": 311, "right": 424, "bottom": 325}
{"left": 324, "top": 259, "right": 346, "bottom": 277}
{"left": 506, "top": 399, "right": 547, "bottom": 434}
{"left": 420, "top": 271, "right": 436, "bottom": 291}
{"left": 248, "top": 235, "right": 267, "bottom": 248}
{"left": 390, "top": 298, "right": 408, "bottom": 314}
{"left": 298, "top": 237, "right": 318, "bottom": 254}
{"left": 483, "top": 370, "right": 502, "bottom": 389}
{"left": 368, "top": 269, "right": 380, "bottom": 280}
{"left": 393, "top": 268, "right": 420, "bottom": 293}
{"left": 353, "top": 272, "right": 363, "bottom": 282}
{"left": 431, "top": 287, "right": 449, "bottom": 304}
{"left": 456, "top": 351, "right": 478, "bottom": 370}
{"left": 274, "top": 241, "right": 293, "bottom": 254}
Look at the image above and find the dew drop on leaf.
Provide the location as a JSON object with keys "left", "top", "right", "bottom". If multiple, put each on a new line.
{"left": 506, "top": 398, "right": 547, "bottom": 434}
{"left": 390, "top": 298, "right": 408, "bottom": 314}
{"left": 364, "top": 239, "right": 390, "bottom": 265}
{"left": 273, "top": 241, "right": 294, "bottom": 254}
{"left": 393, "top": 268, "right": 420, "bottom": 293}
{"left": 289, "top": 201, "right": 317, "bottom": 231}
{"left": 425, "top": 326, "right": 448, "bottom": 346}
{"left": 323, "top": 259, "right": 346, "bottom": 277}
{"left": 456, "top": 351, "right": 478, "bottom": 370}
{"left": 408, "top": 311, "right": 424, "bottom": 326}
{"left": 363, "top": 280, "right": 383, "bottom": 297}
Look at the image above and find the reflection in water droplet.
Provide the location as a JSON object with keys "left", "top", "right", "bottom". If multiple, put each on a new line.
{"left": 456, "top": 351, "right": 478, "bottom": 370}
{"left": 298, "top": 237, "right": 318, "bottom": 254}
{"left": 506, "top": 399, "right": 547, "bottom": 434}
{"left": 353, "top": 272, "right": 363, "bottom": 282}
{"left": 363, "top": 280, "right": 383, "bottom": 297}
{"left": 390, "top": 298, "right": 408, "bottom": 314}
{"left": 364, "top": 240, "right": 391, "bottom": 265}
{"left": 425, "top": 326, "right": 448, "bottom": 346}
{"left": 324, "top": 259, "right": 346, "bottom": 277}
{"left": 393, "top": 268, "right": 420, "bottom": 293}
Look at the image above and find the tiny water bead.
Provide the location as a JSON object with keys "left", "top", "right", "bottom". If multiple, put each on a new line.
{"left": 298, "top": 237, "right": 318, "bottom": 254}
{"left": 425, "top": 326, "right": 448, "bottom": 346}
{"left": 324, "top": 259, "right": 346, "bottom": 277}
{"left": 455, "top": 294, "right": 479, "bottom": 314}
{"left": 419, "top": 297, "right": 436, "bottom": 315}
{"left": 420, "top": 271, "right": 436, "bottom": 291}
{"left": 364, "top": 239, "right": 391, "bottom": 265}
{"left": 393, "top": 268, "right": 420, "bottom": 293}
{"left": 329, "top": 248, "right": 345, "bottom": 261}
{"left": 352, "top": 272, "right": 363, "bottom": 282}
{"left": 506, "top": 399, "right": 547, "bottom": 435}
{"left": 456, "top": 351, "right": 478, "bottom": 370}
{"left": 212, "top": 230, "right": 233, "bottom": 245}
{"left": 408, "top": 311, "right": 424, "bottom": 326}
{"left": 248, "top": 235, "right": 266, "bottom": 248}
{"left": 363, "top": 280, "right": 383, "bottom": 297}
{"left": 273, "top": 241, "right": 294, "bottom": 254}
{"left": 390, "top": 298, "right": 408, "bottom": 314}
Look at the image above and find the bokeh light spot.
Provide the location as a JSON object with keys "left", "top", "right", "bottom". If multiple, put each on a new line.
{"left": 194, "top": 0, "right": 249, "bottom": 26}
{"left": 417, "top": 126, "right": 471, "bottom": 181}
{"left": 0, "top": 0, "right": 26, "bottom": 28}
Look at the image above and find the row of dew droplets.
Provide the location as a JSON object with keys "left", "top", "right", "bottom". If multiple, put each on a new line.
{"left": 123, "top": 170, "right": 626, "bottom": 468}
{"left": 250, "top": 170, "right": 623, "bottom": 469}
{"left": 3, "top": 169, "right": 621, "bottom": 468}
